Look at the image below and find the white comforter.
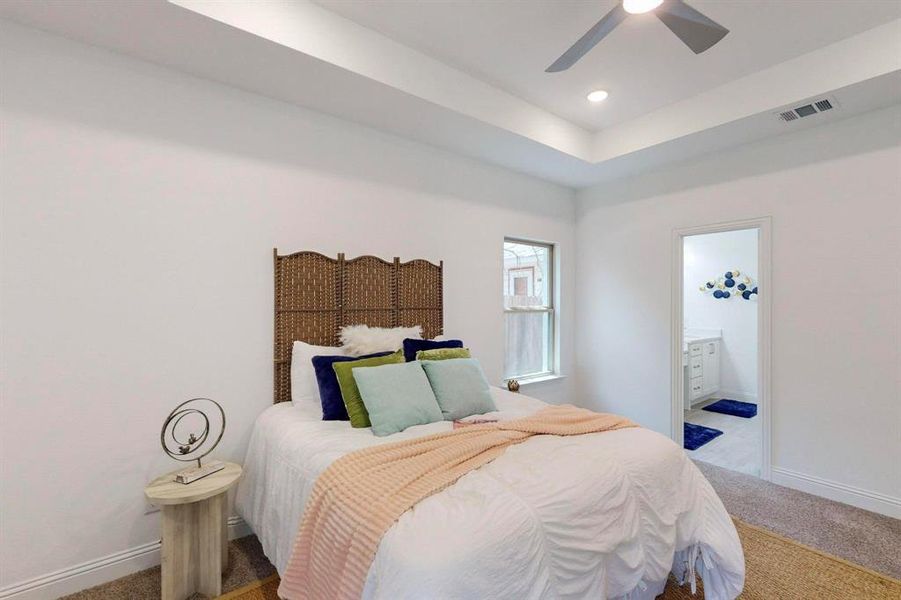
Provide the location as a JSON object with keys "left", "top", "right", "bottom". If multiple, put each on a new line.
{"left": 236, "top": 390, "right": 744, "bottom": 599}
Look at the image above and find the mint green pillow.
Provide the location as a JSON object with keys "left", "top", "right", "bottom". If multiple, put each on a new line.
{"left": 420, "top": 358, "right": 497, "bottom": 421}
{"left": 353, "top": 361, "right": 442, "bottom": 436}
{"left": 415, "top": 347, "right": 471, "bottom": 361}
{"left": 334, "top": 350, "right": 404, "bottom": 428}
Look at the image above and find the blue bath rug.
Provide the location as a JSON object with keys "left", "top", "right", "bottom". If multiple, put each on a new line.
{"left": 684, "top": 422, "right": 723, "bottom": 451}
{"left": 703, "top": 399, "right": 757, "bottom": 418}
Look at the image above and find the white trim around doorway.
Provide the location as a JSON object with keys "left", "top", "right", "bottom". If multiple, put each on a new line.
{"left": 670, "top": 217, "right": 773, "bottom": 481}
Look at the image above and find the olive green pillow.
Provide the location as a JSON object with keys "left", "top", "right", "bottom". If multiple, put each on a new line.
{"left": 415, "top": 347, "right": 472, "bottom": 361}
{"left": 334, "top": 350, "right": 404, "bottom": 427}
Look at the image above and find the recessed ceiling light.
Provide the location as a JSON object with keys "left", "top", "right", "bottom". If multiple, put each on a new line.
{"left": 623, "top": 0, "right": 663, "bottom": 15}
{"left": 587, "top": 90, "right": 609, "bottom": 103}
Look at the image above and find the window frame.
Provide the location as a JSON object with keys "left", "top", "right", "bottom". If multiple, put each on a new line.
{"left": 503, "top": 237, "right": 556, "bottom": 381}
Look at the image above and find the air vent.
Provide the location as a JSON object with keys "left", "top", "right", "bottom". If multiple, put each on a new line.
{"left": 775, "top": 96, "right": 839, "bottom": 124}
{"left": 779, "top": 110, "right": 798, "bottom": 122}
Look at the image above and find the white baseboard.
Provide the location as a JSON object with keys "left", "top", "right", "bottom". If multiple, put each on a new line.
{"left": 228, "top": 514, "right": 253, "bottom": 539}
{"left": 715, "top": 389, "right": 758, "bottom": 403}
{"left": 771, "top": 467, "right": 901, "bottom": 519}
{"left": 0, "top": 517, "right": 252, "bottom": 600}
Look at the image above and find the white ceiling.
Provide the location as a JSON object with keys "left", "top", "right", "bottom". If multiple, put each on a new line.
{"left": 313, "top": 0, "right": 901, "bottom": 131}
{"left": 2, "top": 0, "right": 899, "bottom": 188}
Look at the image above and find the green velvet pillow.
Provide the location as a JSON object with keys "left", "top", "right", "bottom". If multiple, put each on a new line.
{"left": 353, "top": 361, "right": 443, "bottom": 436}
{"left": 420, "top": 358, "right": 497, "bottom": 421}
{"left": 334, "top": 350, "right": 404, "bottom": 427}
{"left": 415, "top": 347, "right": 471, "bottom": 361}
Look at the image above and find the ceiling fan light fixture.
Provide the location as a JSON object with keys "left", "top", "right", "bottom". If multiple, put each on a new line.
{"left": 587, "top": 90, "right": 609, "bottom": 103}
{"left": 546, "top": 0, "right": 727, "bottom": 72}
{"left": 623, "top": 0, "right": 664, "bottom": 14}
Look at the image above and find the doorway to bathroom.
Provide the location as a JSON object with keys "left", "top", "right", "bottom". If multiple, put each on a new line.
{"left": 671, "top": 218, "right": 771, "bottom": 480}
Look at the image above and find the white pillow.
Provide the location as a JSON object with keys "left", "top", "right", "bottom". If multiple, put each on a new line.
{"left": 291, "top": 341, "right": 346, "bottom": 404}
{"left": 339, "top": 324, "right": 422, "bottom": 356}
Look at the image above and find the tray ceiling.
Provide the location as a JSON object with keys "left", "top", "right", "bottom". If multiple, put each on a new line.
{"left": 314, "top": 0, "right": 901, "bottom": 131}
{"left": 2, "top": 0, "right": 899, "bottom": 188}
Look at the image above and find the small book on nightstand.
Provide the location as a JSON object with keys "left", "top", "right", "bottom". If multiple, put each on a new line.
{"left": 174, "top": 460, "right": 225, "bottom": 484}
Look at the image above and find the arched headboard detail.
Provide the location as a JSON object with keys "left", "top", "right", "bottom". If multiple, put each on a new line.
{"left": 273, "top": 249, "right": 443, "bottom": 403}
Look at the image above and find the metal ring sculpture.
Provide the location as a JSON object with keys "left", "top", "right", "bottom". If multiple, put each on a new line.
{"left": 160, "top": 398, "right": 225, "bottom": 467}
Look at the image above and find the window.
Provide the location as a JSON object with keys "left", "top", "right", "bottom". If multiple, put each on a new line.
{"left": 504, "top": 238, "right": 554, "bottom": 380}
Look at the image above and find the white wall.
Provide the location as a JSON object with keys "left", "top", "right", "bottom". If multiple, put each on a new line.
{"left": 0, "top": 21, "right": 576, "bottom": 592}
{"left": 576, "top": 104, "right": 901, "bottom": 515}
{"left": 683, "top": 229, "right": 758, "bottom": 400}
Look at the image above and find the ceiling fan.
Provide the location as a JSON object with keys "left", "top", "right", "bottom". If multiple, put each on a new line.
{"left": 546, "top": 0, "right": 729, "bottom": 73}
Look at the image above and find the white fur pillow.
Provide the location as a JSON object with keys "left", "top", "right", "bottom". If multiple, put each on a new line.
{"left": 339, "top": 324, "right": 422, "bottom": 356}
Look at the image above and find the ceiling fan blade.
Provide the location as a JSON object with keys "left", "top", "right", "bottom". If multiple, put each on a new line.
{"left": 546, "top": 4, "right": 628, "bottom": 72}
{"left": 655, "top": 0, "right": 728, "bottom": 54}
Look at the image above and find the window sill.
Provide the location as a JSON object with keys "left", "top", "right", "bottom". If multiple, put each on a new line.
{"left": 506, "top": 374, "right": 566, "bottom": 387}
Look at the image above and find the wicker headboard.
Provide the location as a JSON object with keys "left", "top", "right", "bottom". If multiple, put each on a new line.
{"left": 273, "top": 249, "right": 444, "bottom": 403}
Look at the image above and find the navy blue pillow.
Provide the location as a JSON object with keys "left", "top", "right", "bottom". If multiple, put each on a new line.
{"left": 312, "top": 351, "right": 392, "bottom": 420}
{"left": 402, "top": 338, "right": 464, "bottom": 362}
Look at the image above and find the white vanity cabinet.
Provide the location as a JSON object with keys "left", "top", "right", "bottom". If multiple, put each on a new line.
{"left": 683, "top": 338, "right": 720, "bottom": 408}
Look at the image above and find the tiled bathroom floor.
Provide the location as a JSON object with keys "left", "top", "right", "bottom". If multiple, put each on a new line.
{"left": 685, "top": 398, "right": 761, "bottom": 477}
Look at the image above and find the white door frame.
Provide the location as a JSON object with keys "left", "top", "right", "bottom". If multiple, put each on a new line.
{"left": 670, "top": 217, "right": 773, "bottom": 481}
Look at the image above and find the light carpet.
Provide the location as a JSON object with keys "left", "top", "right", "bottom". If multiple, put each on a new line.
{"left": 696, "top": 461, "right": 901, "bottom": 579}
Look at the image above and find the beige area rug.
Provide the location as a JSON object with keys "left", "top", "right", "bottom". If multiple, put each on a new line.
{"left": 219, "top": 519, "right": 901, "bottom": 599}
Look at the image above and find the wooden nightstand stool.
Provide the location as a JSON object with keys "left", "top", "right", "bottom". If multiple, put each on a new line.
{"left": 145, "top": 462, "right": 242, "bottom": 600}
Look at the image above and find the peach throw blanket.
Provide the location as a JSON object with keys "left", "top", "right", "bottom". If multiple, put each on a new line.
{"left": 278, "top": 404, "right": 637, "bottom": 600}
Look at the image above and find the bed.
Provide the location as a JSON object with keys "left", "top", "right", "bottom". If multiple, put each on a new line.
{"left": 235, "top": 250, "right": 744, "bottom": 599}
